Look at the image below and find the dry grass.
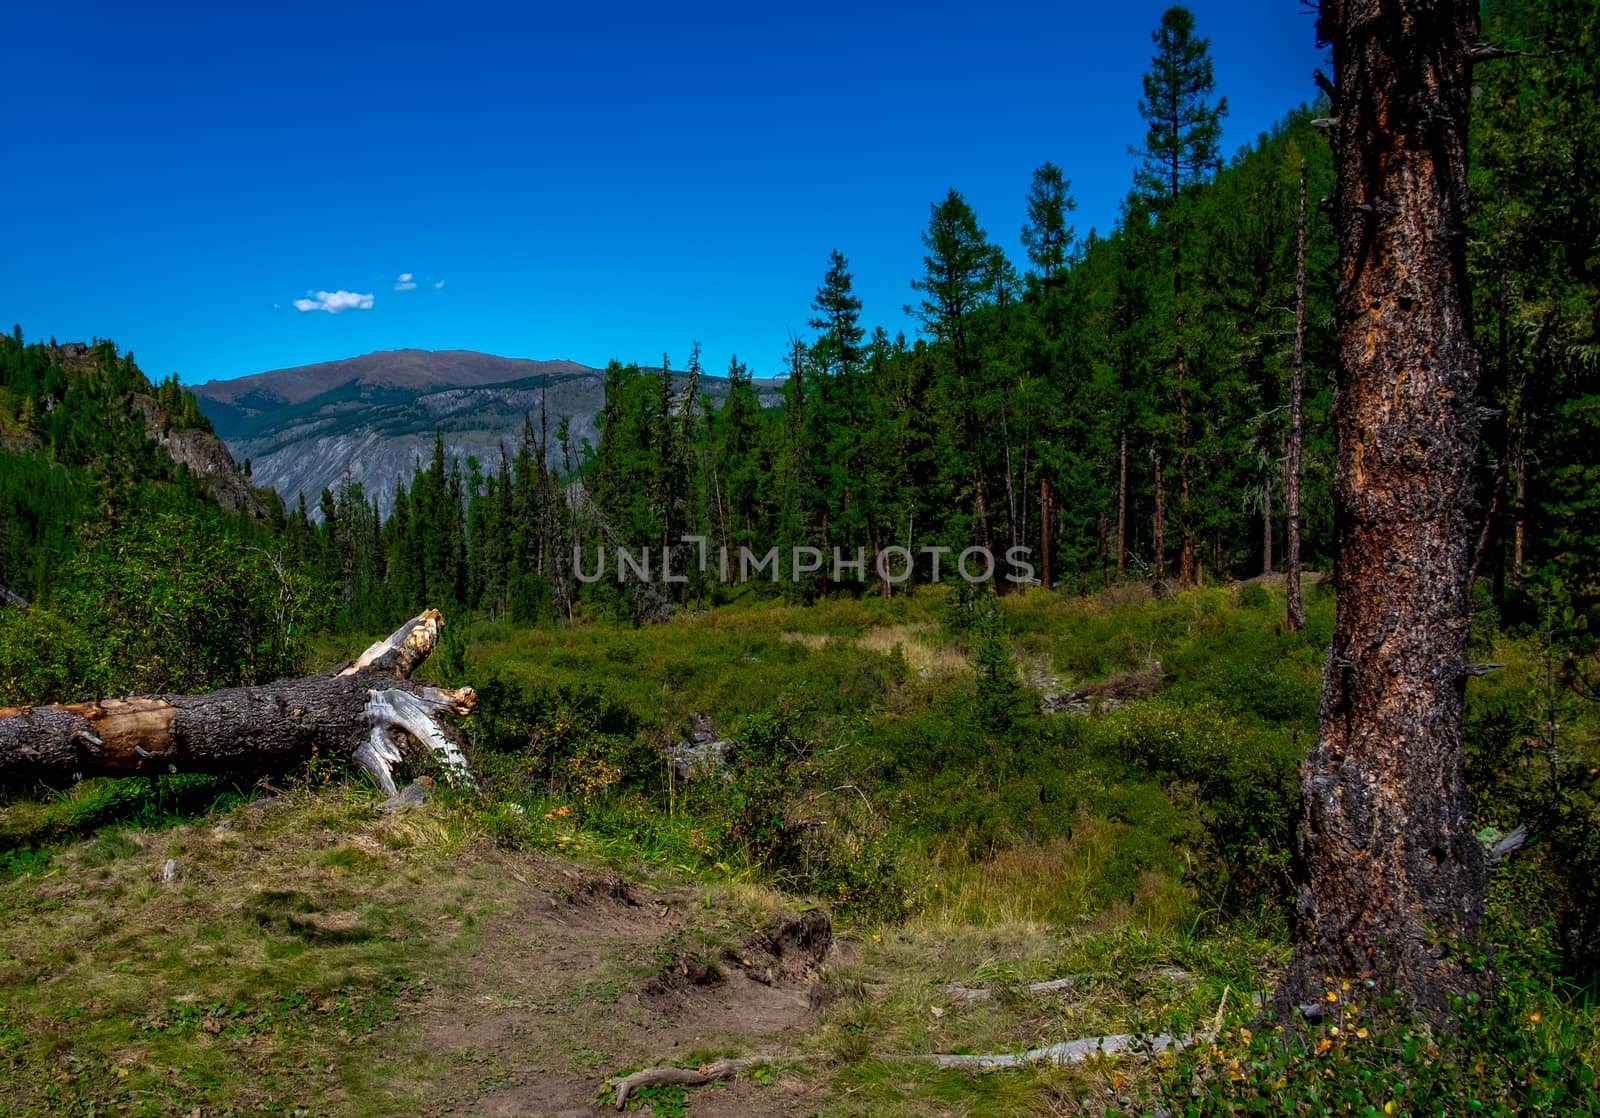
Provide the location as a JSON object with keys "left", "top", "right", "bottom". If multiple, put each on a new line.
{"left": 923, "top": 828, "right": 1193, "bottom": 934}
{"left": 856, "top": 623, "right": 971, "bottom": 679}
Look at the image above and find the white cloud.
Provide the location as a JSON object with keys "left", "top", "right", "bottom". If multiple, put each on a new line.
{"left": 294, "top": 289, "right": 375, "bottom": 313}
{"left": 394, "top": 271, "right": 417, "bottom": 291}
{"left": 433, "top": 280, "right": 445, "bottom": 289}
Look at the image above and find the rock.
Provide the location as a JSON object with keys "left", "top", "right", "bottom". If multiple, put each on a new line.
{"left": 668, "top": 711, "right": 733, "bottom": 779}
{"left": 158, "top": 858, "right": 179, "bottom": 883}
{"left": 378, "top": 778, "right": 434, "bottom": 812}
{"left": 127, "top": 393, "right": 265, "bottom": 518}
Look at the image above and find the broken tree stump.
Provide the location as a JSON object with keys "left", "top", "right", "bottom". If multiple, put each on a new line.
{"left": 0, "top": 610, "right": 474, "bottom": 796}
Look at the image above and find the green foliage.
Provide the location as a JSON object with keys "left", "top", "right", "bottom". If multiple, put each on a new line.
{"left": 0, "top": 604, "right": 100, "bottom": 704}
{"left": 0, "top": 512, "right": 323, "bottom": 703}
{"left": 1138, "top": 968, "right": 1600, "bottom": 1116}
{"left": 1105, "top": 700, "right": 1299, "bottom": 914}
{"left": 969, "top": 594, "right": 1028, "bottom": 735}
{"left": 1134, "top": 5, "right": 1228, "bottom": 203}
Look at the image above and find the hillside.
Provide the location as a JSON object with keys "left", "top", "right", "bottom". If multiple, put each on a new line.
{"left": 193, "top": 350, "right": 783, "bottom": 518}
{"left": 0, "top": 334, "right": 269, "bottom": 604}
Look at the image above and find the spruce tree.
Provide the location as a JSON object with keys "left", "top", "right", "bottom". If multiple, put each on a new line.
{"left": 1020, "top": 161, "right": 1077, "bottom": 286}
{"left": 1134, "top": 4, "right": 1227, "bottom": 587}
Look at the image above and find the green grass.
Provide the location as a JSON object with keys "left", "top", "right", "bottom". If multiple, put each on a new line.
{"left": 4, "top": 577, "right": 1598, "bottom": 1115}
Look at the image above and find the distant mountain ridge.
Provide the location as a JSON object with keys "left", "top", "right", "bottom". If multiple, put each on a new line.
{"left": 195, "top": 349, "right": 595, "bottom": 409}
{"left": 193, "top": 349, "right": 779, "bottom": 518}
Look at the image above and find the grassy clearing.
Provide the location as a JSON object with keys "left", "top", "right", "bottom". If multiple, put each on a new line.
{"left": 4, "top": 578, "right": 1598, "bottom": 1115}
{"left": 0, "top": 785, "right": 483, "bottom": 1116}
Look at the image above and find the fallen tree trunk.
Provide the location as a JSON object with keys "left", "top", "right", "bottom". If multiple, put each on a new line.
{"left": 0, "top": 610, "right": 474, "bottom": 796}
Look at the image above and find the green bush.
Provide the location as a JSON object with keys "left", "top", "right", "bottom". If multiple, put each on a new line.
{"left": 1104, "top": 701, "right": 1300, "bottom": 915}
{"left": 0, "top": 605, "right": 101, "bottom": 704}
{"left": 1237, "top": 582, "right": 1272, "bottom": 610}
{"left": 3, "top": 512, "right": 324, "bottom": 704}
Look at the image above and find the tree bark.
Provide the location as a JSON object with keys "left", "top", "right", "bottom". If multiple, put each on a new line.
{"left": 1152, "top": 452, "right": 1166, "bottom": 582}
{"left": 1040, "top": 475, "right": 1053, "bottom": 591}
{"left": 1286, "top": 159, "right": 1308, "bottom": 631}
{"left": 0, "top": 611, "right": 474, "bottom": 797}
{"left": 1262, "top": 477, "right": 1274, "bottom": 576}
{"left": 1276, "top": 0, "right": 1488, "bottom": 1022}
{"left": 1116, "top": 425, "right": 1128, "bottom": 578}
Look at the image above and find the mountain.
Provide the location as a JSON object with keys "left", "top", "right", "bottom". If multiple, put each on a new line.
{"left": 193, "top": 349, "right": 781, "bottom": 518}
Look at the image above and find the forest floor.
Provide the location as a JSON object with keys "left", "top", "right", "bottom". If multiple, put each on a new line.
{"left": 0, "top": 785, "right": 1246, "bottom": 1117}
{"left": 3, "top": 580, "right": 1596, "bottom": 1116}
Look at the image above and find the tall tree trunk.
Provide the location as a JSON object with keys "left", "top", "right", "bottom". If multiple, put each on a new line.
{"left": 1002, "top": 410, "right": 1019, "bottom": 550}
{"left": 1470, "top": 468, "right": 1504, "bottom": 584}
{"left": 1286, "top": 160, "right": 1309, "bottom": 632}
{"left": 1276, "top": 0, "right": 1488, "bottom": 1022}
{"left": 1262, "top": 479, "right": 1274, "bottom": 576}
{"left": 1176, "top": 242, "right": 1195, "bottom": 589}
{"left": 1040, "top": 476, "right": 1053, "bottom": 591}
{"left": 1512, "top": 449, "right": 1526, "bottom": 571}
{"left": 1116, "top": 425, "right": 1128, "bottom": 578}
{"left": 1152, "top": 452, "right": 1166, "bottom": 582}
{"left": 973, "top": 470, "right": 994, "bottom": 557}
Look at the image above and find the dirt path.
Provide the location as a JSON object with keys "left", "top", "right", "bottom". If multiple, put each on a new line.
{"left": 412, "top": 853, "right": 832, "bottom": 1116}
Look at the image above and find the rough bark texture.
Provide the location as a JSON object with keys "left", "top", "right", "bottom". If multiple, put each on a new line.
{"left": 1262, "top": 480, "right": 1274, "bottom": 576}
{"left": 1152, "top": 452, "right": 1166, "bottom": 581}
{"left": 1116, "top": 426, "right": 1128, "bottom": 578}
{"left": 0, "top": 611, "right": 474, "bottom": 797}
{"left": 1286, "top": 159, "right": 1309, "bottom": 632}
{"left": 1040, "top": 476, "right": 1053, "bottom": 591}
{"left": 1277, "top": 0, "right": 1488, "bottom": 1021}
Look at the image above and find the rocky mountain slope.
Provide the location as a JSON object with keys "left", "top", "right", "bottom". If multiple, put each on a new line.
{"left": 194, "top": 349, "right": 779, "bottom": 518}
{"left": 48, "top": 341, "right": 264, "bottom": 518}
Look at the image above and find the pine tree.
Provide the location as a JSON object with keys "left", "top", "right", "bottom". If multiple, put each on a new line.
{"left": 1276, "top": 0, "right": 1488, "bottom": 1022}
{"left": 1135, "top": 4, "right": 1227, "bottom": 587}
{"left": 910, "top": 189, "right": 1005, "bottom": 553}
{"left": 1020, "top": 161, "right": 1077, "bottom": 286}
{"left": 808, "top": 250, "right": 865, "bottom": 378}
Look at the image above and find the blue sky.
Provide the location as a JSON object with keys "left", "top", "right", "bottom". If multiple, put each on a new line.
{"left": 2, "top": 2, "right": 1326, "bottom": 384}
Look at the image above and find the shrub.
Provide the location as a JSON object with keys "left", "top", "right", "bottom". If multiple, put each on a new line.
{"left": 1105, "top": 701, "right": 1300, "bottom": 915}
{"left": 10, "top": 512, "right": 325, "bottom": 702}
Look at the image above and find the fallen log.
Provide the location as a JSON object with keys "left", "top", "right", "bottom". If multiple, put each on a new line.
{"left": 0, "top": 610, "right": 474, "bottom": 796}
